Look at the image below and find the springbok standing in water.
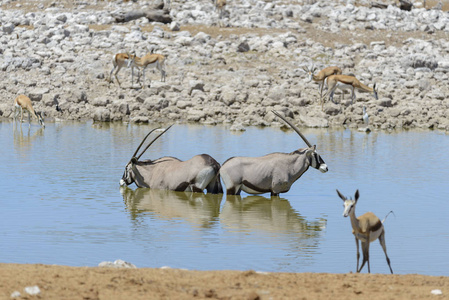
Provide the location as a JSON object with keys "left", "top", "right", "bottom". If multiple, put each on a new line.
{"left": 220, "top": 110, "right": 328, "bottom": 196}
{"left": 13, "top": 95, "right": 45, "bottom": 128}
{"left": 337, "top": 189, "right": 393, "bottom": 274}
{"left": 120, "top": 126, "right": 222, "bottom": 194}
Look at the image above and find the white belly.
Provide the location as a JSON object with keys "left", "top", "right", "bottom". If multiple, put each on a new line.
{"left": 355, "top": 227, "right": 382, "bottom": 243}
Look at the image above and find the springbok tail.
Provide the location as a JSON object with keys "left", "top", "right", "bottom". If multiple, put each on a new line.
{"left": 382, "top": 210, "right": 395, "bottom": 223}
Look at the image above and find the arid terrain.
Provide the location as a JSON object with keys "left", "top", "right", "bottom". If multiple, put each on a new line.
{"left": 2, "top": 263, "right": 449, "bottom": 299}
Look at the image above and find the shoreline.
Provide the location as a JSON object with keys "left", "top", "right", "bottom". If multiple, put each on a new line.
{"left": 2, "top": 263, "right": 448, "bottom": 299}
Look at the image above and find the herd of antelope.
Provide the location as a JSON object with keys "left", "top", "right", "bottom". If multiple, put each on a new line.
{"left": 11, "top": 15, "right": 389, "bottom": 273}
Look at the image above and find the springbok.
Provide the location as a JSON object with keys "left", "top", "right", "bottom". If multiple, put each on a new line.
{"left": 322, "top": 74, "right": 378, "bottom": 106}
{"left": 220, "top": 110, "right": 328, "bottom": 196}
{"left": 108, "top": 53, "right": 132, "bottom": 88}
{"left": 120, "top": 126, "right": 223, "bottom": 194}
{"left": 13, "top": 95, "right": 45, "bottom": 128}
{"left": 304, "top": 65, "right": 342, "bottom": 99}
{"left": 127, "top": 51, "right": 167, "bottom": 88}
{"left": 215, "top": 0, "right": 227, "bottom": 23}
{"left": 337, "top": 189, "right": 393, "bottom": 274}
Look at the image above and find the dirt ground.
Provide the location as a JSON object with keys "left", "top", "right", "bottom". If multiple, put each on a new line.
{"left": 1, "top": 264, "right": 448, "bottom": 299}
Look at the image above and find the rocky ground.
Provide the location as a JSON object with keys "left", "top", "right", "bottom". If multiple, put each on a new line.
{"left": 1, "top": 0, "right": 449, "bottom": 131}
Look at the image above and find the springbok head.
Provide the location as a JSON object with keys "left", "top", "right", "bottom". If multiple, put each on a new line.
{"left": 120, "top": 125, "right": 173, "bottom": 186}
{"left": 127, "top": 51, "right": 137, "bottom": 68}
{"left": 337, "top": 189, "right": 359, "bottom": 217}
{"left": 272, "top": 110, "right": 328, "bottom": 173}
{"left": 302, "top": 65, "right": 317, "bottom": 81}
{"left": 36, "top": 111, "right": 45, "bottom": 127}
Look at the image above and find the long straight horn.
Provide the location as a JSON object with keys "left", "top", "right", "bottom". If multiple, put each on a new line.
{"left": 272, "top": 110, "right": 312, "bottom": 148}
{"left": 132, "top": 127, "right": 160, "bottom": 159}
{"left": 136, "top": 124, "right": 173, "bottom": 160}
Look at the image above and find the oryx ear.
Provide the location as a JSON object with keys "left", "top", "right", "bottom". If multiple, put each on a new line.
{"left": 305, "top": 145, "right": 316, "bottom": 157}
{"left": 131, "top": 157, "right": 138, "bottom": 164}
{"left": 355, "top": 189, "right": 360, "bottom": 202}
{"left": 336, "top": 189, "right": 346, "bottom": 201}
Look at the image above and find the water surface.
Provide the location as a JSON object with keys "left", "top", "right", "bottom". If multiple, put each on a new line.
{"left": 1, "top": 121, "right": 448, "bottom": 275}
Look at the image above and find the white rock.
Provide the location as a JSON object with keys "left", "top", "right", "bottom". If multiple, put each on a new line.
{"left": 10, "top": 291, "right": 21, "bottom": 298}
{"left": 431, "top": 289, "right": 442, "bottom": 295}
{"left": 24, "top": 286, "right": 41, "bottom": 296}
{"left": 98, "top": 259, "right": 137, "bottom": 268}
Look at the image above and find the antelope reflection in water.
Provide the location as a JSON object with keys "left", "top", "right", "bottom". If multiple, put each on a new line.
{"left": 121, "top": 187, "right": 222, "bottom": 228}
{"left": 221, "top": 196, "right": 326, "bottom": 251}
{"left": 13, "top": 126, "right": 44, "bottom": 156}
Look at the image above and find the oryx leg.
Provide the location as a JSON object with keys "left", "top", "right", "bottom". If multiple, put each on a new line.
{"left": 194, "top": 168, "right": 216, "bottom": 191}
{"left": 379, "top": 231, "right": 393, "bottom": 274}
{"left": 206, "top": 176, "right": 223, "bottom": 194}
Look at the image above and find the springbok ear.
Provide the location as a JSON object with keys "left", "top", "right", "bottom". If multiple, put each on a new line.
{"left": 336, "top": 189, "right": 346, "bottom": 201}
{"left": 131, "top": 157, "right": 138, "bottom": 164}
{"left": 355, "top": 189, "right": 360, "bottom": 202}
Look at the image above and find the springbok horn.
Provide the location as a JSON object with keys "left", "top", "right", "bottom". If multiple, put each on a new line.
{"left": 272, "top": 110, "right": 312, "bottom": 148}
{"left": 132, "top": 127, "right": 161, "bottom": 159}
{"left": 136, "top": 124, "right": 174, "bottom": 160}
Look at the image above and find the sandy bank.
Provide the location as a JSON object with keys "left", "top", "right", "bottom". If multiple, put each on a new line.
{"left": 1, "top": 263, "right": 448, "bottom": 299}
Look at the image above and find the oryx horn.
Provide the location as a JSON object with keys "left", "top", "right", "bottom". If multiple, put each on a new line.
{"left": 131, "top": 127, "right": 161, "bottom": 159}
{"left": 136, "top": 124, "right": 174, "bottom": 160}
{"left": 272, "top": 110, "right": 312, "bottom": 148}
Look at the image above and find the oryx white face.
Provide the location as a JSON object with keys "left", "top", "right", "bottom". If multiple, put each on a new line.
{"left": 309, "top": 149, "right": 328, "bottom": 173}
{"left": 120, "top": 161, "right": 135, "bottom": 186}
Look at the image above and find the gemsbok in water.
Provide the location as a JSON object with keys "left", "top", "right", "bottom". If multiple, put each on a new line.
{"left": 220, "top": 110, "right": 328, "bottom": 196}
{"left": 120, "top": 125, "right": 223, "bottom": 194}
{"left": 337, "top": 189, "right": 393, "bottom": 274}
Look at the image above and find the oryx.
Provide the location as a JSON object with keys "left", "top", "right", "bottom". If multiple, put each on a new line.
{"left": 220, "top": 110, "right": 328, "bottom": 196}
{"left": 120, "top": 125, "right": 223, "bottom": 194}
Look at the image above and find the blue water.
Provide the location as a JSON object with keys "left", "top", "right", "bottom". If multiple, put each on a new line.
{"left": 1, "top": 120, "right": 448, "bottom": 275}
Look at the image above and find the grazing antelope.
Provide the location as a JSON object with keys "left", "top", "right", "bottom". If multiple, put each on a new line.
{"left": 127, "top": 51, "right": 167, "bottom": 88}
{"left": 337, "top": 189, "right": 393, "bottom": 274}
{"left": 108, "top": 53, "right": 131, "bottom": 88}
{"left": 303, "top": 65, "right": 342, "bottom": 99}
{"left": 322, "top": 74, "right": 378, "bottom": 107}
{"left": 120, "top": 126, "right": 223, "bottom": 194}
{"left": 220, "top": 110, "right": 328, "bottom": 197}
{"left": 13, "top": 95, "right": 45, "bottom": 128}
